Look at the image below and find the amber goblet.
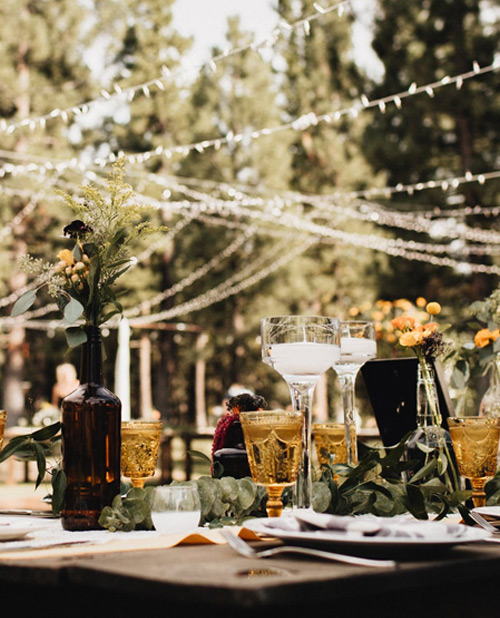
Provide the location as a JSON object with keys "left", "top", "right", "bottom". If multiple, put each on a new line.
{"left": 448, "top": 416, "right": 500, "bottom": 508}
{"left": 240, "top": 409, "right": 304, "bottom": 517}
{"left": 121, "top": 420, "right": 162, "bottom": 488}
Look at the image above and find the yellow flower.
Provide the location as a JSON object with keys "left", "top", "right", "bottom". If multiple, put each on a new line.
{"left": 400, "top": 329, "right": 423, "bottom": 347}
{"left": 416, "top": 297, "right": 427, "bottom": 308}
{"left": 426, "top": 302, "right": 441, "bottom": 315}
{"left": 57, "top": 249, "right": 75, "bottom": 266}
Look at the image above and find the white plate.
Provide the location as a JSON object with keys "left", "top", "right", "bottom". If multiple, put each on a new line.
{"left": 243, "top": 515, "right": 491, "bottom": 558}
{"left": 473, "top": 506, "right": 500, "bottom": 519}
{"left": 0, "top": 528, "right": 36, "bottom": 542}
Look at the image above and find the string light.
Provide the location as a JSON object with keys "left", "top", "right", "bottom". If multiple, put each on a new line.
{"left": 0, "top": 1, "right": 351, "bottom": 138}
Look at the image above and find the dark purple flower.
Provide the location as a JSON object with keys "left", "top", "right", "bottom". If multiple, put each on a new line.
{"left": 63, "top": 220, "right": 93, "bottom": 239}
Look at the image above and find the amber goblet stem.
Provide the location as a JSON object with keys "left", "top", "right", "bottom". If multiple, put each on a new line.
{"left": 131, "top": 478, "right": 147, "bottom": 489}
{"left": 265, "top": 486, "right": 285, "bottom": 518}
{"left": 470, "top": 478, "right": 487, "bottom": 508}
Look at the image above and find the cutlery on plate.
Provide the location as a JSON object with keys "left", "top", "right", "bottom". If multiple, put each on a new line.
{"left": 220, "top": 529, "right": 396, "bottom": 568}
{"left": 468, "top": 511, "right": 500, "bottom": 534}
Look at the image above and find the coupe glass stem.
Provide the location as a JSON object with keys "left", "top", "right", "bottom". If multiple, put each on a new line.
{"left": 289, "top": 384, "right": 315, "bottom": 510}
{"left": 338, "top": 372, "right": 358, "bottom": 466}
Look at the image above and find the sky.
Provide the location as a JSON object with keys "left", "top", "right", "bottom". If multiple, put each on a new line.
{"left": 171, "top": 0, "right": 384, "bottom": 79}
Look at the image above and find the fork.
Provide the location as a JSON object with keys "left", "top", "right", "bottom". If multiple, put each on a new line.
{"left": 220, "top": 529, "right": 396, "bottom": 568}
{"left": 468, "top": 511, "right": 500, "bottom": 534}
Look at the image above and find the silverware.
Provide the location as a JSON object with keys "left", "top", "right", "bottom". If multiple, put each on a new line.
{"left": 220, "top": 529, "right": 396, "bottom": 568}
{"left": 468, "top": 511, "right": 500, "bottom": 534}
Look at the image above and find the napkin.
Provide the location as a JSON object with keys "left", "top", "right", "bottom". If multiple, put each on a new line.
{"left": 254, "top": 512, "right": 472, "bottom": 540}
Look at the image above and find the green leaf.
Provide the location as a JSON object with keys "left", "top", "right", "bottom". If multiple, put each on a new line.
{"left": 29, "top": 421, "right": 61, "bottom": 442}
{"left": 64, "top": 297, "right": 84, "bottom": 324}
{"left": 187, "top": 450, "right": 212, "bottom": 464}
{"left": 65, "top": 326, "right": 87, "bottom": 349}
{"left": 51, "top": 468, "right": 66, "bottom": 515}
{"left": 11, "top": 288, "right": 38, "bottom": 317}
{"left": 0, "top": 436, "right": 30, "bottom": 463}
{"left": 32, "top": 442, "right": 47, "bottom": 488}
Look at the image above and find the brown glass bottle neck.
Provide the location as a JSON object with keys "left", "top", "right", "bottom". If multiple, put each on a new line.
{"left": 79, "top": 326, "right": 104, "bottom": 384}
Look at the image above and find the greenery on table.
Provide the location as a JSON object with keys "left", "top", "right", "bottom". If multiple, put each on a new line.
{"left": 98, "top": 437, "right": 487, "bottom": 532}
{"left": 0, "top": 422, "right": 66, "bottom": 515}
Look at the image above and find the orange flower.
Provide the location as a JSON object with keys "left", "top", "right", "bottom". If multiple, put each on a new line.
{"left": 422, "top": 322, "right": 438, "bottom": 336}
{"left": 391, "top": 316, "right": 416, "bottom": 330}
{"left": 416, "top": 297, "right": 427, "bottom": 308}
{"left": 474, "top": 328, "right": 500, "bottom": 348}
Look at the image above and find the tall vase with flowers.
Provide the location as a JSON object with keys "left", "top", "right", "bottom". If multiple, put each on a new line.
{"left": 390, "top": 302, "right": 460, "bottom": 493}
{"left": 12, "top": 160, "right": 165, "bottom": 529}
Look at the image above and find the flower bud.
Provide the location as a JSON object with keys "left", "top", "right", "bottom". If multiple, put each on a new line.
{"left": 75, "top": 261, "right": 85, "bottom": 271}
{"left": 71, "top": 273, "right": 79, "bottom": 283}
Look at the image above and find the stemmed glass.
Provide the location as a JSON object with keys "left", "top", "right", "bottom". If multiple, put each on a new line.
{"left": 121, "top": 420, "right": 163, "bottom": 488}
{"left": 240, "top": 409, "right": 304, "bottom": 517}
{"left": 333, "top": 321, "right": 377, "bottom": 467}
{"left": 261, "top": 316, "right": 340, "bottom": 510}
{"left": 448, "top": 416, "right": 500, "bottom": 508}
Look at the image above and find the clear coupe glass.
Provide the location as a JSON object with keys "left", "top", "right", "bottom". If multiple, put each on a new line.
{"left": 333, "top": 321, "right": 377, "bottom": 466}
{"left": 261, "top": 316, "right": 340, "bottom": 510}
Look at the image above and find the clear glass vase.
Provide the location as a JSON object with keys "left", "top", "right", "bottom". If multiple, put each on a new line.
{"left": 480, "top": 355, "right": 500, "bottom": 418}
{"left": 405, "top": 361, "right": 459, "bottom": 491}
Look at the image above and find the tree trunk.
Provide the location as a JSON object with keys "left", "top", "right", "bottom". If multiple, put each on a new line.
{"left": 3, "top": 17, "right": 30, "bottom": 428}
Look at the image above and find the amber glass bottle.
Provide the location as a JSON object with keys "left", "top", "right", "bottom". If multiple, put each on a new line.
{"left": 61, "top": 326, "right": 121, "bottom": 530}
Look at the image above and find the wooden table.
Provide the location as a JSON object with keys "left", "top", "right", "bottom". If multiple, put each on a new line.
{"left": 1, "top": 528, "right": 500, "bottom": 618}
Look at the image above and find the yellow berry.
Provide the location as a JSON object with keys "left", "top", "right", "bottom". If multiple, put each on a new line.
{"left": 426, "top": 302, "right": 441, "bottom": 315}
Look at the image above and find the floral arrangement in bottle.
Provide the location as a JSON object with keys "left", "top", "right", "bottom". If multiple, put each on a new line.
{"left": 10, "top": 160, "right": 166, "bottom": 528}
{"left": 390, "top": 302, "right": 460, "bottom": 492}
{"left": 12, "top": 159, "right": 165, "bottom": 345}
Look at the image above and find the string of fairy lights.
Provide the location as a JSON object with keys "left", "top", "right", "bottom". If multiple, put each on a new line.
{"left": 0, "top": 2, "right": 499, "bottom": 331}
{"left": 0, "top": 58, "right": 498, "bottom": 179}
{"left": 0, "top": 0, "right": 352, "bottom": 138}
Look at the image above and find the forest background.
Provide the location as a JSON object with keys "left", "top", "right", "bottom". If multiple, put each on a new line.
{"left": 0, "top": 0, "right": 499, "bottom": 432}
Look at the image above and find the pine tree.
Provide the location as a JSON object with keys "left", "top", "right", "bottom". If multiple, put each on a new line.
{"left": 364, "top": 0, "right": 500, "bottom": 306}
{"left": 0, "top": 0, "right": 96, "bottom": 426}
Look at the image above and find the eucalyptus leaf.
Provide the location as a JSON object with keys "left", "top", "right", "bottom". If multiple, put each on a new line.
{"left": 65, "top": 326, "right": 87, "bottom": 349}
{"left": 63, "top": 297, "right": 84, "bottom": 324}
{"left": 11, "top": 288, "right": 38, "bottom": 317}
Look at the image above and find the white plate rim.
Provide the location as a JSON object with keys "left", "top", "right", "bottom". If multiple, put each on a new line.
{"left": 243, "top": 518, "right": 490, "bottom": 548}
{"left": 0, "top": 527, "right": 37, "bottom": 542}
{"left": 473, "top": 506, "right": 500, "bottom": 518}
